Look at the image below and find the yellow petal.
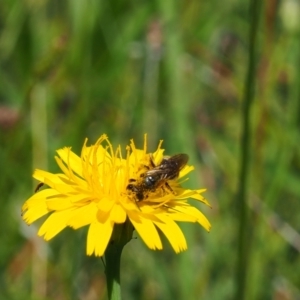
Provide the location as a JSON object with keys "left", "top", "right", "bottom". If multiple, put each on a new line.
{"left": 22, "top": 189, "right": 59, "bottom": 210}
{"left": 22, "top": 190, "right": 59, "bottom": 223}
{"left": 175, "top": 205, "right": 211, "bottom": 231}
{"left": 189, "top": 195, "right": 211, "bottom": 206}
{"left": 165, "top": 210, "right": 198, "bottom": 222}
{"left": 128, "top": 213, "right": 162, "bottom": 250}
{"left": 67, "top": 203, "right": 97, "bottom": 229}
{"left": 34, "top": 169, "right": 88, "bottom": 194}
{"left": 152, "top": 140, "right": 164, "bottom": 162}
{"left": 38, "top": 209, "right": 76, "bottom": 240}
{"left": 95, "top": 145, "right": 111, "bottom": 164}
{"left": 96, "top": 209, "right": 110, "bottom": 223}
{"left": 87, "top": 220, "right": 114, "bottom": 256}
{"left": 68, "top": 193, "right": 92, "bottom": 204}
{"left": 178, "top": 188, "right": 205, "bottom": 199}
{"left": 97, "top": 197, "right": 115, "bottom": 212}
{"left": 57, "top": 147, "right": 83, "bottom": 177}
{"left": 181, "top": 189, "right": 210, "bottom": 206}
{"left": 46, "top": 196, "right": 75, "bottom": 211}
{"left": 151, "top": 149, "right": 164, "bottom": 165}
{"left": 43, "top": 182, "right": 77, "bottom": 194}
{"left": 55, "top": 156, "right": 86, "bottom": 187}
{"left": 179, "top": 165, "right": 194, "bottom": 177}
{"left": 22, "top": 203, "right": 49, "bottom": 224}
{"left": 45, "top": 192, "right": 92, "bottom": 210}
{"left": 154, "top": 215, "right": 187, "bottom": 253}
{"left": 33, "top": 169, "right": 66, "bottom": 184}
{"left": 111, "top": 204, "right": 127, "bottom": 224}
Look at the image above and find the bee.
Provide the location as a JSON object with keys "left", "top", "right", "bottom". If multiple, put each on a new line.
{"left": 126, "top": 153, "right": 189, "bottom": 202}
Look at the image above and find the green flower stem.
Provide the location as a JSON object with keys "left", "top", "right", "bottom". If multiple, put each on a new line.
{"left": 104, "top": 221, "right": 134, "bottom": 300}
{"left": 105, "top": 243, "right": 122, "bottom": 300}
{"left": 30, "top": 84, "right": 48, "bottom": 299}
{"left": 235, "top": 0, "right": 261, "bottom": 299}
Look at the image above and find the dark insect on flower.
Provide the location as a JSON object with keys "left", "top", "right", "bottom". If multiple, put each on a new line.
{"left": 35, "top": 182, "right": 44, "bottom": 193}
{"left": 127, "top": 153, "right": 189, "bottom": 201}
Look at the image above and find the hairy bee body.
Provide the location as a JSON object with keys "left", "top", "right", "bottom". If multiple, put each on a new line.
{"left": 126, "top": 153, "right": 188, "bottom": 201}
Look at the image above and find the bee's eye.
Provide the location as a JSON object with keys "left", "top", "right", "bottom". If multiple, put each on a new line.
{"left": 144, "top": 176, "right": 156, "bottom": 187}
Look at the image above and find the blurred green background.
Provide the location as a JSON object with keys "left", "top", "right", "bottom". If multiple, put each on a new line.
{"left": 1, "top": 0, "right": 300, "bottom": 299}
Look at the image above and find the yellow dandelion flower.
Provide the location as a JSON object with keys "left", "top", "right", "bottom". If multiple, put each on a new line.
{"left": 22, "top": 134, "right": 211, "bottom": 256}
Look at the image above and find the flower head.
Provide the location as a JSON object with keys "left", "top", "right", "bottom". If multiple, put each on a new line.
{"left": 22, "top": 134, "right": 211, "bottom": 256}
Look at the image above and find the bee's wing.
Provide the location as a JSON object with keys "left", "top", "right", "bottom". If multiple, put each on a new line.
{"left": 162, "top": 153, "right": 189, "bottom": 170}
{"left": 168, "top": 153, "right": 189, "bottom": 164}
{"left": 145, "top": 169, "right": 169, "bottom": 176}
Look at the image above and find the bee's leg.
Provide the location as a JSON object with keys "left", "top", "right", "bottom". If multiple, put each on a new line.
{"left": 139, "top": 154, "right": 157, "bottom": 178}
{"left": 125, "top": 193, "right": 142, "bottom": 211}
{"left": 126, "top": 189, "right": 142, "bottom": 211}
{"left": 163, "top": 182, "right": 175, "bottom": 195}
